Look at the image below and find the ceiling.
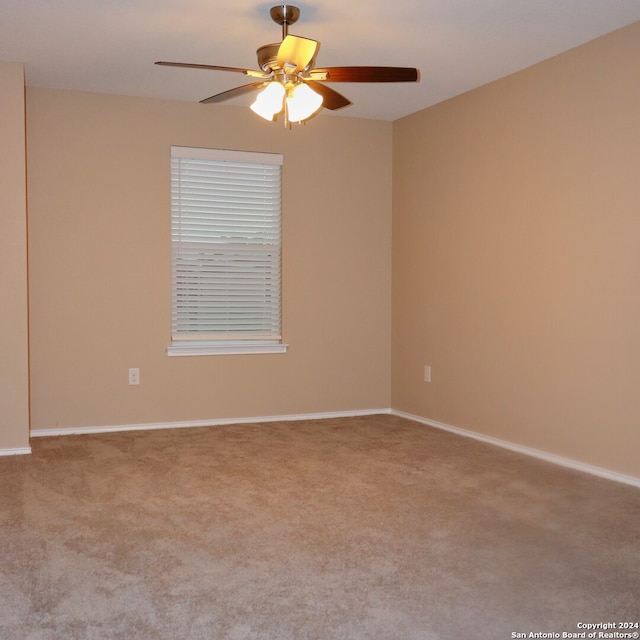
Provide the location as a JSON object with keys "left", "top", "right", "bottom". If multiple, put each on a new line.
{"left": 2, "top": 1, "right": 640, "bottom": 121}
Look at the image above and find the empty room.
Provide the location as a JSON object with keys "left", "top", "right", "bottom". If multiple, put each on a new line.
{"left": 1, "top": 1, "right": 639, "bottom": 638}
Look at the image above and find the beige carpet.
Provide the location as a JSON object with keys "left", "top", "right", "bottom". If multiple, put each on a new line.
{"left": 1, "top": 414, "right": 638, "bottom": 639}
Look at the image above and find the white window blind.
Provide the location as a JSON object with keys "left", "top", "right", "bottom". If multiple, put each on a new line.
{"left": 169, "top": 146, "right": 286, "bottom": 356}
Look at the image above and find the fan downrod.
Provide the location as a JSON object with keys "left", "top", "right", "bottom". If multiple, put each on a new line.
{"left": 270, "top": 5, "right": 300, "bottom": 38}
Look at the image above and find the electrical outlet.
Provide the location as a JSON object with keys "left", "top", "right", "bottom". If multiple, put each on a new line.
{"left": 128, "top": 368, "right": 140, "bottom": 385}
{"left": 424, "top": 365, "right": 431, "bottom": 383}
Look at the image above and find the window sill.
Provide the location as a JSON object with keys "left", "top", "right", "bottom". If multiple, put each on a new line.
{"left": 167, "top": 343, "right": 289, "bottom": 357}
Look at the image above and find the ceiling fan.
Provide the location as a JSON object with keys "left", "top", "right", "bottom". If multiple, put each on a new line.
{"left": 155, "top": 4, "right": 420, "bottom": 125}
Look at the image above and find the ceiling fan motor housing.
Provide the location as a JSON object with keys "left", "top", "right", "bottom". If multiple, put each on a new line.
{"left": 257, "top": 43, "right": 280, "bottom": 73}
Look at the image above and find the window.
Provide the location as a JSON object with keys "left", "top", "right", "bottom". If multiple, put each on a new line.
{"left": 168, "top": 146, "right": 286, "bottom": 356}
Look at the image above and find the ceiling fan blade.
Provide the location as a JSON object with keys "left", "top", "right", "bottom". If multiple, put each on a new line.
{"left": 276, "top": 35, "right": 319, "bottom": 72}
{"left": 311, "top": 66, "right": 420, "bottom": 83}
{"left": 155, "top": 61, "right": 268, "bottom": 79}
{"left": 303, "top": 80, "right": 352, "bottom": 110}
{"left": 200, "top": 82, "right": 268, "bottom": 104}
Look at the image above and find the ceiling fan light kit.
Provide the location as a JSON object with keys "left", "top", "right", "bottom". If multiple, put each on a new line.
{"left": 156, "top": 4, "right": 420, "bottom": 126}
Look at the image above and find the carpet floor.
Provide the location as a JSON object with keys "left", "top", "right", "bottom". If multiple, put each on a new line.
{"left": 1, "top": 414, "right": 638, "bottom": 639}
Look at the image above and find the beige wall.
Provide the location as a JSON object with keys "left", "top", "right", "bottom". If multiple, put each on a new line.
{"left": 26, "top": 90, "right": 392, "bottom": 430}
{"left": 392, "top": 22, "right": 640, "bottom": 478}
{"left": 0, "top": 62, "right": 30, "bottom": 451}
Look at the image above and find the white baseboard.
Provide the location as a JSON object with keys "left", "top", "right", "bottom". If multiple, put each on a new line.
{"left": 29, "top": 408, "right": 392, "bottom": 438}
{"left": 0, "top": 446, "right": 32, "bottom": 457}
{"left": 392, "top": 409, "right": 640, "bottom": 490}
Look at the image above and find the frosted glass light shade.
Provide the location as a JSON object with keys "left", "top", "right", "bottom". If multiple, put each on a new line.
{"left": 286, "top": 83, "right": 323, "bottom": 123}
{"left": 250, "top": 82, "right": 286, "bottom": 120}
